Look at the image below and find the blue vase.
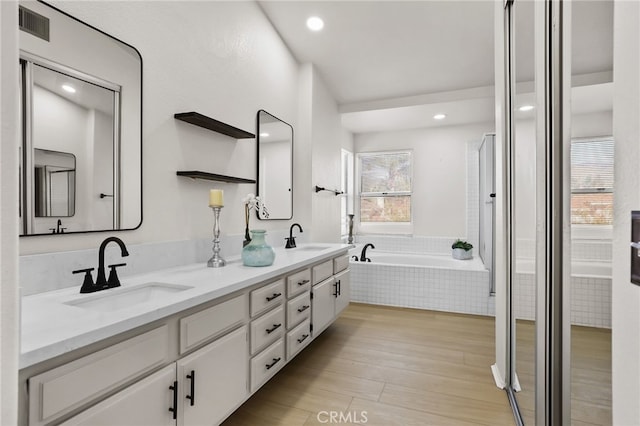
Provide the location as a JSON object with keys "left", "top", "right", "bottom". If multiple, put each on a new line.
{"left": 242, "top": 230, "right": 275, "bottom": 267}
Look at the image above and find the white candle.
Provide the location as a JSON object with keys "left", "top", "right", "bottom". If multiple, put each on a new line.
{"left": 209, "top": 189, "right": 224, "bottom": 207}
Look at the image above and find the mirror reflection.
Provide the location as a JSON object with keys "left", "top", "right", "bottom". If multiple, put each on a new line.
{"left": 257, "top": 110, "right": 293, "bottom": 220}
{"left": 18, "top": 0, "right": 142, "bottom": 236}
{"left": 33, "top": 148, "right": 76, "bottom": 218}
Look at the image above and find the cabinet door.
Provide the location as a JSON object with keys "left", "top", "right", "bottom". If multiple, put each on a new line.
{"left": 60, "top": 365, "right": 176, "bottom": 426}
{"left": 177, "top": 326, "right": 248, "bottom": 426}
{"left": 311, "top": 278, "right": 336, "bottom": 336}
{"left": 334, "top": 270, "right": 350, "bottom": 316}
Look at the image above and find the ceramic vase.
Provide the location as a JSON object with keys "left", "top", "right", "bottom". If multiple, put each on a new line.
{"left": 242, "top": 229, "right": 275, "bottom": 267}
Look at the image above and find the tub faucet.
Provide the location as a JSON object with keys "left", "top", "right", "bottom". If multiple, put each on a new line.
{"left": 360, "top": 243, "right": 375, "bottom": 262}
{"left": 285, "top": 223, "right": 303, "bottom": 249}
{"left": 95, "top": 237, "right": 129, "bottom": 290}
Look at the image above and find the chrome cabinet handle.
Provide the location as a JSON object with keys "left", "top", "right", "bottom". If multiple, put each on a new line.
{"left": 266, "top": 357, "right": 281, "bottom": 370}
{"left": 631, "top": 242, "right": 640, "bottom": 250}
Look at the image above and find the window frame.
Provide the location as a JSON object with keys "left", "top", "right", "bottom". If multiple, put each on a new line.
{"left": 356, "top": 150, "right": 413, "bottom": 234}
{"left": 570, "top": 136, "right": 614, "bottom": 226}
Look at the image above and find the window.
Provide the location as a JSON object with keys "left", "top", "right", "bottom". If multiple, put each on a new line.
{"left": 571, "top": 137, "right": 614, "bottom": 225}
{"left": 358, "top": 151, "right": 412, "bottom": 225}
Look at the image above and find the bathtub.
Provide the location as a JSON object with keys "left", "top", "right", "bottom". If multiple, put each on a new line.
{"left": 516, "top": 258, "right": 611, "bottom": 279}
{"left": 348, "top": 250, "right": 493, "bottom": 316}
{"left": 513, "top": 258, "right": 612, "bottom": 328}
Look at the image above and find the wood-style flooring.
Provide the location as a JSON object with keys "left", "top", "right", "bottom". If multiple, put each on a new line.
{"left": 515, "top": 320, "right": 612, "bottom": 425}
{"left": 223, "top": 303, "right": 611, "bottom": 426}
{"left": 223, "top": 303, "right": 513, "bottom": 425}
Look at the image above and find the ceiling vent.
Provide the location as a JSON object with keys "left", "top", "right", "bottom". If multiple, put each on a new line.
{"left": 19, "top": 6, "right": 49, "bottom": 42}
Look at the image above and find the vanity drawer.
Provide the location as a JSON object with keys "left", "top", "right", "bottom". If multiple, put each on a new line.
{"left": 286, "top": 268, "right": 311, "bottom": 298}
{"left": 333, "top": 254, "right": 350, "bottom": 274}
{"left": 286, "top": 319, "right": 312, "bottom": 360}
{"left": 251, "top": 305, "right": 285, "bottom": 355}
{"left": 251, "top": 339, "right": 285, "bottom": 393}
{"left": 179, "top": 294, "right": 247, "bottom": 354}
{"left": 286, "top": 291, "right": 311, "bottom": 329}
{"left": 250, "top": 279, "right": 285, "bottom": 317}
{"left": 312, "top": 260, "right": 334, "bottom": 285}
{"left": 28, "top": 326, "right": 170, "bottom": 426}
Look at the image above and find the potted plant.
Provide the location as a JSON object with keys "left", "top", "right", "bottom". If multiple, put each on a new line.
{"left": 451, "top": 239, "right": 473, "bottom": 260}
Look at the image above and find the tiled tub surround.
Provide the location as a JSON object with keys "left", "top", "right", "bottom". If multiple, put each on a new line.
{"left": 350, "top": 250, "right": 494, "bottom": 316}
{"left": 513, "top": 258, "right": 612, "bottom": 328}
{"left": 20, "top": 238, "right": 341, "bottom": 369}
{"left": 350, "top": 236, "right": 612, "bottom": 328}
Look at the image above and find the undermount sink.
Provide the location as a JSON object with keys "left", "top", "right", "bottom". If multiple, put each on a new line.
{"left": 65, "top": 282, "right": 193, "bottom": 312}
{"left": 297, "top": 245, "right": 330, "bottom": 251}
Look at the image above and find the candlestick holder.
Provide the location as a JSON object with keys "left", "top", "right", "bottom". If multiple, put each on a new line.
{"left": 207, "top": 206, "right": 226, "bottom": 268}
{"left": 348, "top": 214, "right": 355, "bottom": 244}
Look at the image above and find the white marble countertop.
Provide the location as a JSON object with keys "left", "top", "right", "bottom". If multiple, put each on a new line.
{"left": 20, "top": 243, "right": 350, "bottom": 369}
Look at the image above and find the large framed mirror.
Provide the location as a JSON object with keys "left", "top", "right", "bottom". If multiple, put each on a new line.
{"left": 18, "top": 0, "right": 142, "bottom": 236}
{"left": 256, "top": 110, "right": 293, "bottom": 220}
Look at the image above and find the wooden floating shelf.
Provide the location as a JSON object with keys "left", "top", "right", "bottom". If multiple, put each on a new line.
{"left": 174, "top": 112, "right": 255, "bottom": 139}
{"left": 176, "top": 171, "right": 256, "bottom": 184}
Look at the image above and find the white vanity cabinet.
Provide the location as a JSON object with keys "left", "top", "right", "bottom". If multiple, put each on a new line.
{"left": 311, "top": 255, "right": 350, "bottom": 336}
{"left": 21, "top": 248, "right": 350, "bottom": 426}
{"left": 177, "top": 326, "right": 248, "bottom": 426}
{"left": 60, "top": 364, "right": 176, "bottom": 426}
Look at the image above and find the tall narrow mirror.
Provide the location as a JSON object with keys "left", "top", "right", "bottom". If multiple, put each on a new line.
{"left": 256, "top": 110, "right": 293, "bottom": 220}
{"left": 18, "top": 0, "right": 142, "bottom": 236}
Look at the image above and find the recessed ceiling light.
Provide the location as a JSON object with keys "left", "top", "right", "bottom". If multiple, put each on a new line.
{"left": 433, "top": 113, "right": 446, "bottom": 120}
{"left": 306, "top": 16, "right": 324, "bottom": 31}
{"left": 62, "top": 84, "right": 76, "bottom": 93}
{"left": 260, "top": 132, "right": 270, "bottom": 138}
{"left": 519, "top": 105, "right": 534, "bottom": 112}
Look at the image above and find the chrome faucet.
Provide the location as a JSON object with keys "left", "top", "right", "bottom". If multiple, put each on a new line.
{"left": 285, "top": 223, "right": 303, "bottom": 249}
{"left": 95, "top": 237, "right": 129, "bottom": 289}
{"left": 360, "top": 243, "right": 375, "bottom": 262}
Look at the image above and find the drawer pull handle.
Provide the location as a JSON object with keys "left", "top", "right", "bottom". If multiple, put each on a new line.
{"left": 266, "top": 323, "right": 282, "bottom": 334}
{"left": 333, "top": 282, "right": 339, "bottom": 297}
{"left": 297, "top": 334, "right": 310, "bottom": 344}
{"left": 266, "top": 292, "right": 281, "bottom": 302}
{"left": 337, "top": 279, "right": 341, "bottom": 296}
{"left": 186, "top": 370, "right": 195, "bottom": 406}
{"left": 169, "top": 381, "right": 178, "bottom": 420}
{"left": 266, "top": 357, "right": 281, "bottom": 370}
{"left": 298, "top": 279, "right": 310, "bottom": 286}
{"left": 297, "top": 305, "right": 310, "bottom": 313}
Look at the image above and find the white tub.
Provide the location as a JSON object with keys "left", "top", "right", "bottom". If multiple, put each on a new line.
{"left": 516, "top": 258, "right": 611, "bottom": 279}
{"left": 349, "top": 250, "right": 493, "bottom": 316}
{"left": 357, "top": 252, "right": 487, "bottom": 271}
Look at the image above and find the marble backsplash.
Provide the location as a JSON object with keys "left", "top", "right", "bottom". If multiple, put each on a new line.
{"left": 20, "top": 229, "right": 302, "bottom": 296}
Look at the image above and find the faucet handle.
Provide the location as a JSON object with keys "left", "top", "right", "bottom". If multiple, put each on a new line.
{"left": 107, "top": 263, "right": 127, "bottom": 288}
{"left": 73, "top": 268, "right": 96, "bottom": 293}
{"left": 284, "top": 237, "right": 297, "bottom": 249}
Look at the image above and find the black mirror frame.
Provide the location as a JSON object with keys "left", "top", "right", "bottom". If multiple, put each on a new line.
{"left": 256, "top": 109, "right": 293, "bottom": 221}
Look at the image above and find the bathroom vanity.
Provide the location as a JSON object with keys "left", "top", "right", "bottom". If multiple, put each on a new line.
{"left": 18, "top": 244, "right": 350, "bottom": 426}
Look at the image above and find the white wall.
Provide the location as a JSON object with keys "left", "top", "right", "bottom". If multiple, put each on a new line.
{"left": 354, "top": 122, "right": 493, "bottom": 237}
{"left": 304, "top": 64, "right": 352, "bottom": 243}
{"left": 19, "top": 1, "right": 303, "bottom": 255}
{"left": 0, "top": 1, "right": 20, "bottom": 423}
{"left": 612, "top": 1, "right": 640, "bottom": 423}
